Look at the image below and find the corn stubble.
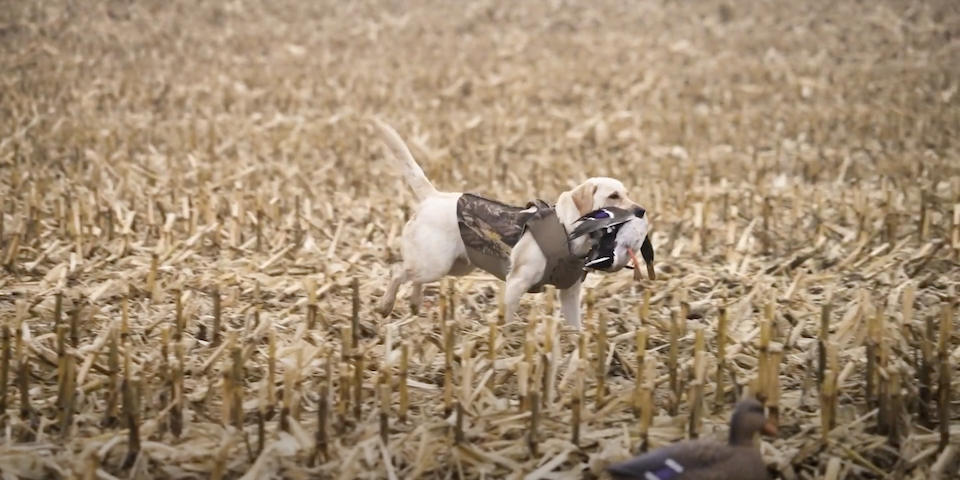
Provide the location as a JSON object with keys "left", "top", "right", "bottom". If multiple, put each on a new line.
{"left": 0, "top": 0, "right": 958, "bottom": 478}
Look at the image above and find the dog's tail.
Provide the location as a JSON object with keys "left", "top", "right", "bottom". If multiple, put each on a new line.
{"left": 372, "top": 118, "right": 438, "bottom": 202}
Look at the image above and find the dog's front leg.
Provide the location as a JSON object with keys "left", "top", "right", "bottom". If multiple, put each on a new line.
{"left": 503, "top": 268, "right": 541, "bottom": 325}
{"left": 558, "top": 279, "right": 583, "bottom": 330}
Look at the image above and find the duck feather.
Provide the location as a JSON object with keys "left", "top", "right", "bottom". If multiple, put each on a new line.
{"left": 567, "top": 206, "right": 643, "bottom": 242}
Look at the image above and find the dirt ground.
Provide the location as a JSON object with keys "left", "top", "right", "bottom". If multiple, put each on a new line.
{"left": 1, "top": 0, "right": 959, "bottom": 479}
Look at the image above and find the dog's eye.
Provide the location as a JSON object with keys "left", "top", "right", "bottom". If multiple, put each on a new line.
{"left": 608, "top": 193, "right": 620, "bottom": 200}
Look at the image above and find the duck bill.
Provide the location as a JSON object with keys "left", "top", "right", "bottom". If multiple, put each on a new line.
{"left": 761, "top": 421, "right": 779, "bottom": 437}
{"left": 640, "top": 235, "right": 655, "bottom": 280}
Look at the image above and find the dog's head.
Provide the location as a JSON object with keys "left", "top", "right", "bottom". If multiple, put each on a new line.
{"left": 557, "top": 177, "right": 642, "bottom": 225}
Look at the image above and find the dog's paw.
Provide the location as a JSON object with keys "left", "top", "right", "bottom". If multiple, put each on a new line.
{"left": 376, "top": 300, "right": 395, "bottom": 318}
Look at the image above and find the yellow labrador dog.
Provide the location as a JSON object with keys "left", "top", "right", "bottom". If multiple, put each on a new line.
{"left": 372, "top": 119, "right": 649, "bottom": 330}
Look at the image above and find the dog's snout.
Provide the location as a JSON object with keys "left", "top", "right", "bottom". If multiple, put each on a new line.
{"left": 632, "top": 206, "right": 646, "bottom": 218}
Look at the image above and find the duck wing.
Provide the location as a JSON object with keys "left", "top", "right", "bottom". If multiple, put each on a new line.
{"left": 606, "top": 440, "right": 751, "bottom": 480}
{"left": 567, "top": 207, "right": 637, "bottom": 242}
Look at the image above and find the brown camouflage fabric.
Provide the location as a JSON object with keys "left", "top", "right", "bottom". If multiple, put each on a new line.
{"left": 456, "top": 193, "right": 586, "bottom": 292}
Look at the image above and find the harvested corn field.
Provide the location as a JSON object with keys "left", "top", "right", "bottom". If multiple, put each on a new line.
{"left": 1, "top": 0, "right": 959, "bottom": 479}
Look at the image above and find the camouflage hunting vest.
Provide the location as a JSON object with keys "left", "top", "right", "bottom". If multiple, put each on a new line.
{"left": 455, "top": 193, "right": 586, "bottom": 293}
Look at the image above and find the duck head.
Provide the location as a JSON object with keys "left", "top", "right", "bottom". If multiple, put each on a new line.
{"left": 728, "top": 398, "right": 779, "bottom": 446}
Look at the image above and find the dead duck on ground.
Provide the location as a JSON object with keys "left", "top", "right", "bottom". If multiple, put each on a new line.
{"left": 605, "top": 398, "right": 777, "bottom": 480}
{"left": 568, "top": 206, "right": 656, "bottom": 280}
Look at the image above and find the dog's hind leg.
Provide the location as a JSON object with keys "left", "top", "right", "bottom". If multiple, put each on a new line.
{"left": 408, "top": 257, "right": 472, "bottom": 316}
{"left": 384, "top": 194, "right": 467, "bottom": 317}
{"left": 382, "top": 252, "right": 464, "bottom": 318}
{"left": 378, "top": 265, "right": 410, "bottom": 318}
{"left": 408, "top": 282, "right": 423, "bottom": 316}
{"left": 402, "top": 256, "right": 462, "bottom": 314}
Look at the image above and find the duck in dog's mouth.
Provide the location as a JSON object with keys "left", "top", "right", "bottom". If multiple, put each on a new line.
{"left": 568, "top": 206, "right": 656, "bottom": 280}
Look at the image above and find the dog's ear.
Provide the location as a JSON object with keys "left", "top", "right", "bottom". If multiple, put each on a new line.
{"left": 569, "top": 182, "right": 598, "bottom": 216}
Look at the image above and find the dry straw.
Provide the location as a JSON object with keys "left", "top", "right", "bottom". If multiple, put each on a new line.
{"left": 1, "top": 0, "right": 959, "bottom": 479}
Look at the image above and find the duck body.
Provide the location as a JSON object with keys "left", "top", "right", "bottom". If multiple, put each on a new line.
{"left": 569, "top": 206, "right": 655, "bottom": 278}
{"left": 606, "top": 439, "right": 769, "bottom": 480}
{"left": 606, "top": 399, "right": 776, "bottom": 480}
